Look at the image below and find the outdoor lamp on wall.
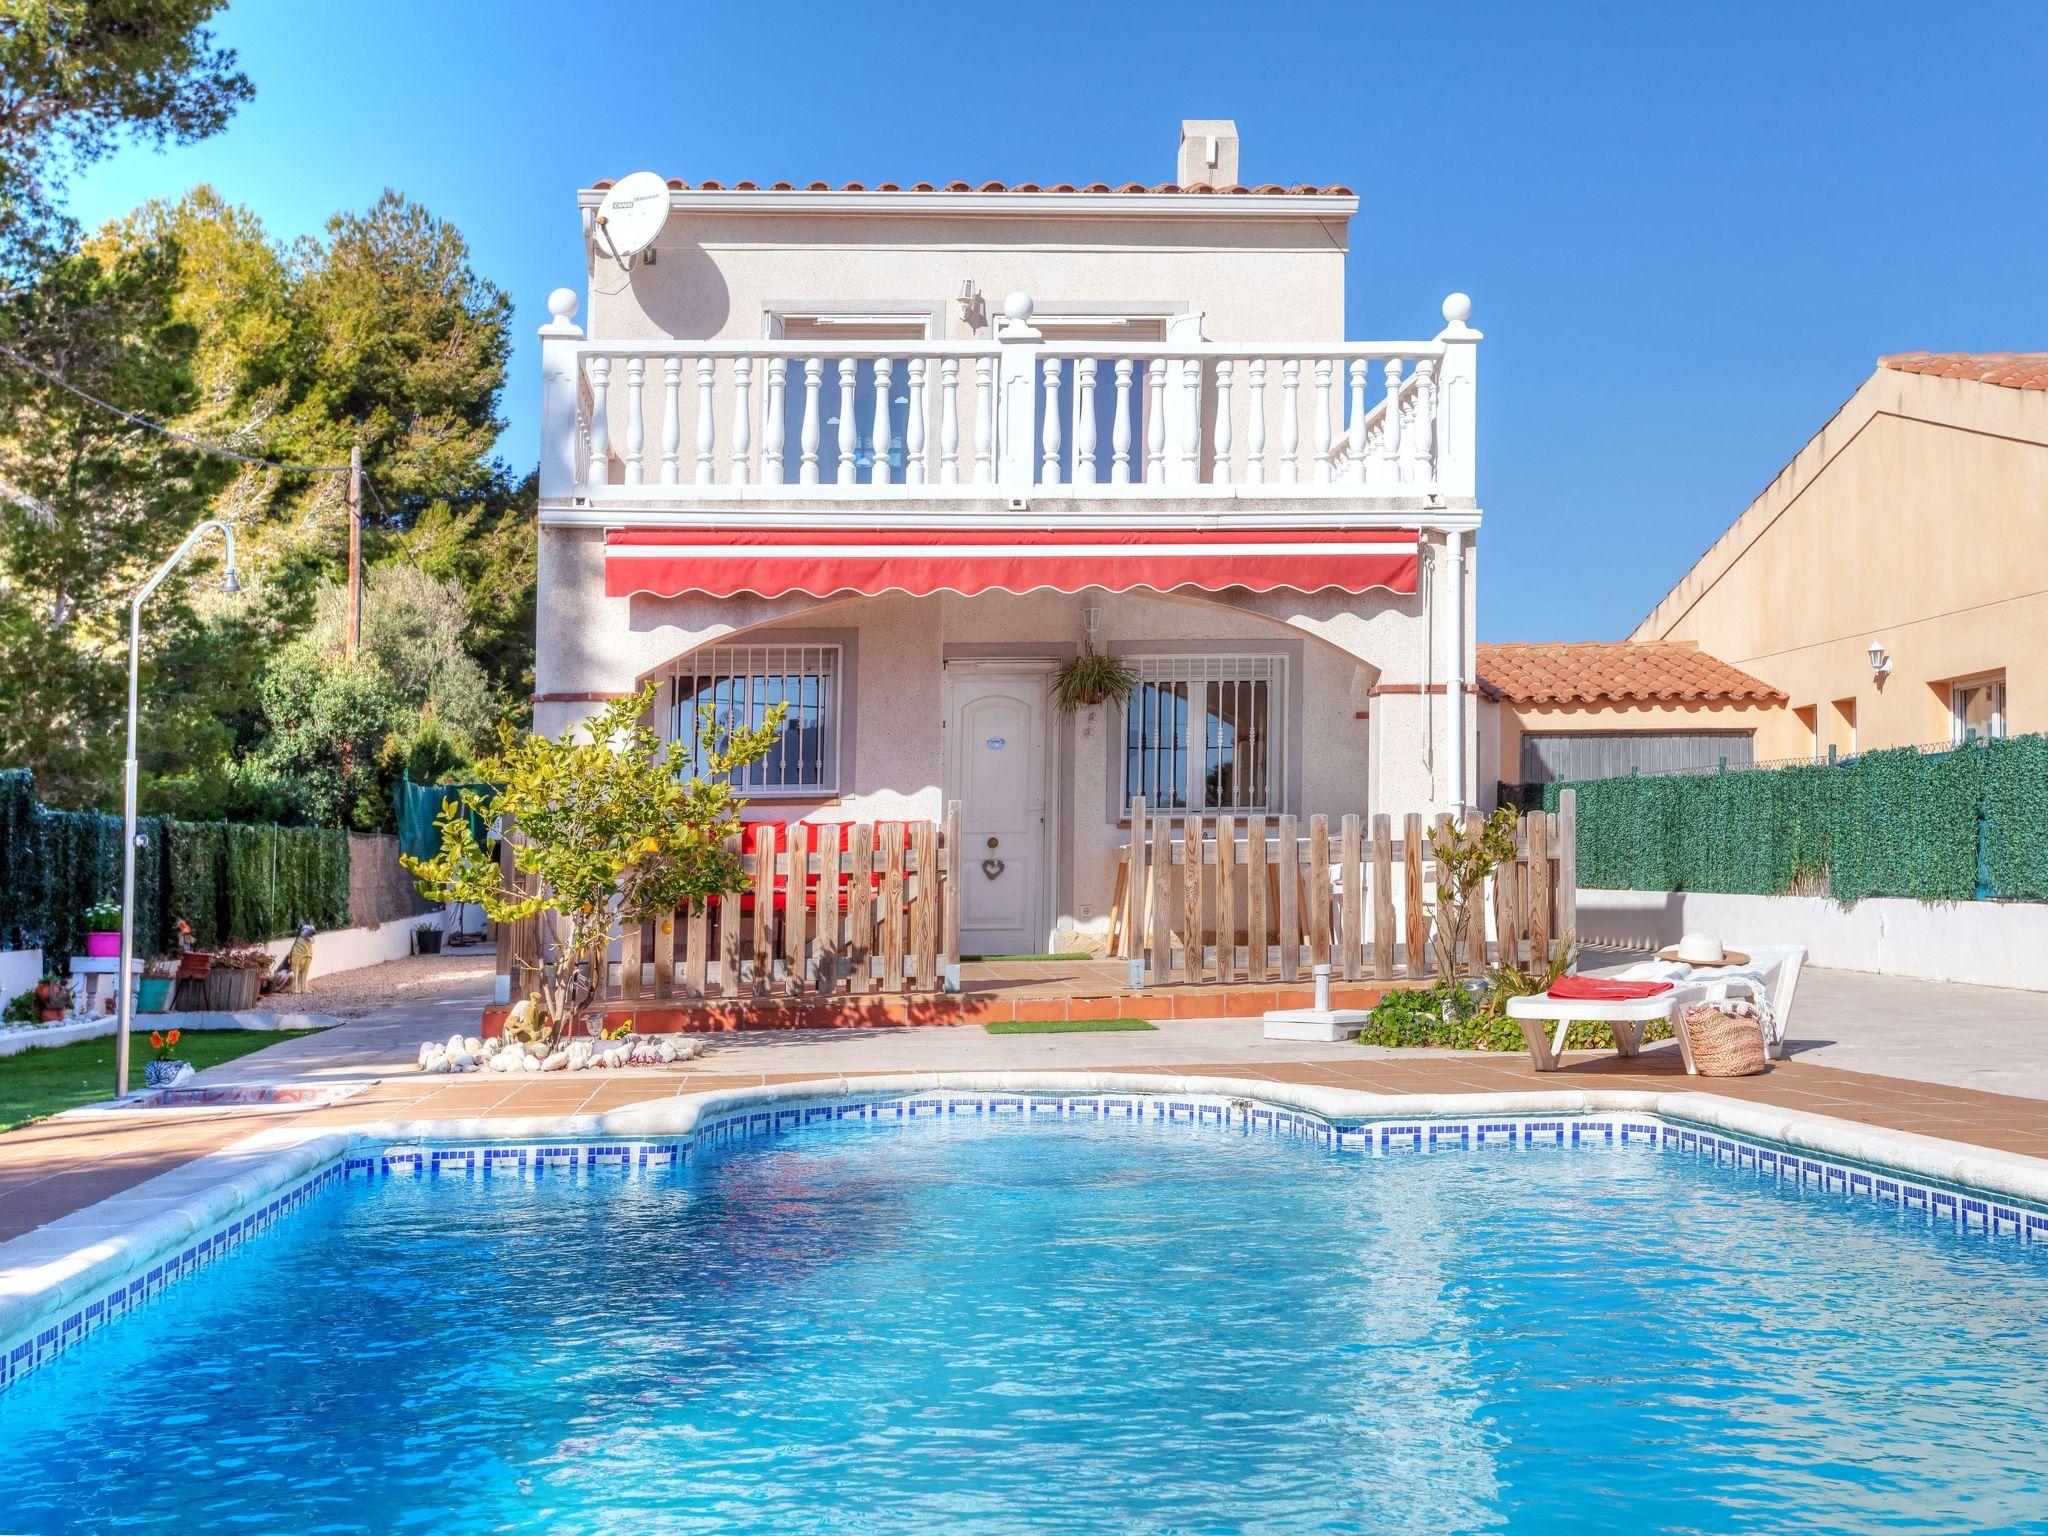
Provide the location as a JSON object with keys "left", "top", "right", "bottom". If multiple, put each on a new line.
{"left": 1867, "top": 640, "right": 1891, "bottom": 678}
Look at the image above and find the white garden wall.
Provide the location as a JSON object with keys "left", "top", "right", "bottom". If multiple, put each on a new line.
{"left": 1577, "top": 889, "right": 2048, "bottom": 992}
{"left": 254, "top": 910, "right": 444, "bottom": 982}
{"left": 0, "top": 949, "right": 42, "bottom": 1016}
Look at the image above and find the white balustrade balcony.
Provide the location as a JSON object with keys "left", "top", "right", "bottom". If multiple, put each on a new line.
{"left": 538, "top": 292, "right": 1479, "bottom": 511}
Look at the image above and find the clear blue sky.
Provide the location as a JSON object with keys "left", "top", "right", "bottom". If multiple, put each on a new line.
{"left": 66, "top": 0, "right": 2048, "bottom": 642}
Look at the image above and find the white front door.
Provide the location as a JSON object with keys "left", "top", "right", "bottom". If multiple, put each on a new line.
{"left": 945, "top": 668, "right": 1050, "bottom": 957}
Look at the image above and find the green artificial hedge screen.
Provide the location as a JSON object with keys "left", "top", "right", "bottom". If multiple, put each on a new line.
{"left": 1544, "top": 735, "right": 2048, "bottom": 903}
{"left": 0, "top": 769, "right": 350, "bottom": 958}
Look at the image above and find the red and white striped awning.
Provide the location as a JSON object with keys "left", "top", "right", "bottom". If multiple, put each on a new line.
{"left": 604, "top": 527, "right": 1419, "bottom": 600}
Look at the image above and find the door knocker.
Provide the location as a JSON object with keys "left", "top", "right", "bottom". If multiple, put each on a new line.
{"left": 981, "top": 858, "right": 1006, "bottom": 881}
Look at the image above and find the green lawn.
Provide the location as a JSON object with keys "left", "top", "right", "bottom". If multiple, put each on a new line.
{"left": 0, "top": 1029, "right": 323, "bottom": 1132}
{"left": 983, "top": 1017, "right": 1157, "bottom": 1036}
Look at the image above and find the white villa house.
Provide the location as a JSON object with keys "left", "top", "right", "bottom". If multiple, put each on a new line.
{"left": 533, "top": 121, "right": 1482, "bottom": 958}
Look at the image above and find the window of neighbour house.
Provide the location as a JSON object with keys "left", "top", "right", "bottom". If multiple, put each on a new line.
{"left": 1951, "top": 675, "right": 2006, "bottom": 744}
{"left": 670, "top": 645, "right": 841, "bottom": 795}
{"left": 1123, "top": 654, "right": 1284, "bottom": 814}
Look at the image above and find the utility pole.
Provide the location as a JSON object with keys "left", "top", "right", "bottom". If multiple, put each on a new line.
{"left": 345, "top": 445, "right": 362, "bottom": 656}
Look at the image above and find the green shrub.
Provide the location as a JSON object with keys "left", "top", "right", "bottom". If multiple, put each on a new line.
{"left": 1356, "top": 978, "right": 1671, "bottom": 1053}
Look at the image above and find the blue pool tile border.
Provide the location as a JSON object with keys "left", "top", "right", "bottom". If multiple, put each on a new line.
{"left": 1, "top": 1161, "right": 346, "bottom": 1395}
{"left": 7, "top": 1091, "right": 2048, "bottom": 1398}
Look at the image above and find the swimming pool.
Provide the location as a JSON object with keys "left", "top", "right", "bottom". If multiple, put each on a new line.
{"left": 3, "top": 1093, "right": 2046, "bottom": 1534}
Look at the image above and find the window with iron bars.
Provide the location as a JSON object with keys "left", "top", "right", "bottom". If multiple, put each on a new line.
{"left": 669, "top": 644, "right": 840, "bottom": 795}
{"left": 1123, "top": 654, "right": 1283, "bottom": 814}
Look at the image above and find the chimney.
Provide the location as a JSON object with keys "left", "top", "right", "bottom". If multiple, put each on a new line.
{"left": 1176, "top": 119, "right": 1240, "bottom": 189}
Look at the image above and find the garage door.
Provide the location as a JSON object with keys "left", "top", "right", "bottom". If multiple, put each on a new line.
{"left": 1520, "top": 731, "right": 1754, "bottom": 785}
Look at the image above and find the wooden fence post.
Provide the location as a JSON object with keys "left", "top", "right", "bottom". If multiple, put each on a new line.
{"left": 1149, "top": 810, "right": 1172, "bottom": 986}
{"left": 848, "top": 821, "right": 874, "bottom": 995}
{"left": 1402, "top": 812, "right": 1427, "bottom": 976}
{"left": 942, "top": 800, "right": 962, "bottom": 992}
{"left": 814, "top": 820, "right": 841, "bottom": 995}
{"left": 1126, "top": 796, "right": 1148, "bottom": 986}
{"left": 1339, "top": 813, "right": 1362, "bottom": 981}
{"left": 1214, "top": 813, "right": 1236, "bottom": 984}
{"left": 784, "top": 827, "right": 809, "bottom": 996}
{"left": 1245, "top": 813, "right": 1269, "bottom": 982}
{"left": 1371, "top": 814, "right": 1395, "bottom": 981}
{"left": 1181, "top": 812, "right": 1205, "bottom": 984}
{"left": 1277, "top": 813, "right": 1300, "bottom": 982}
{"left": 1307, "top": 815, "right": 1333, "bottom": 970}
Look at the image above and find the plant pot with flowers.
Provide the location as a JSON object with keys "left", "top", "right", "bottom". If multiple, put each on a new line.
{"left": 34, "top": 972, "right": 67, "bottom": 1022}
{"left": 81, "top": 899, "right": 123, "bottom": 959}
{"left": 145, "top": 1028, "right": 190, "bottom": 1089}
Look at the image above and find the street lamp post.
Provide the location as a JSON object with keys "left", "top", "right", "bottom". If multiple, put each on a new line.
{"left": 117, "top": 520, "right": 240, "bottom": 1096}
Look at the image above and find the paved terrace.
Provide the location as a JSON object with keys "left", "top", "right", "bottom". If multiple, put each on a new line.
{"left": 2, "top": 953, "right": 2045, "bottom": 1244}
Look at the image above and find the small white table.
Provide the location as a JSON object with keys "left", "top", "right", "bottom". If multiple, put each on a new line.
{"left": 66, "top": 956, "right": 124, "bottom": 1020}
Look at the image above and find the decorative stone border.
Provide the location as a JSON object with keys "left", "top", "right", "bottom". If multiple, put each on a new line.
{"left": 5, "top": 1074, "right": 2047, "bottom": 1397}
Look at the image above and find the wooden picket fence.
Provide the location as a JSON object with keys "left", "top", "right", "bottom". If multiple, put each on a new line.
{"left": 1113, "top": 789, "right": 1577, "bottom": 985}
{"left": 494, "top": 804, "right": 963, "bottom": 1002}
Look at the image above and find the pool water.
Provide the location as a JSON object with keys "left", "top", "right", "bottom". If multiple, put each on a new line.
{"left": 4, "top": 1116, "right": 2047, "bottom": 1534}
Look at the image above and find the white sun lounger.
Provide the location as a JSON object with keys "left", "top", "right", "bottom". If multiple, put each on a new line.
{"left": 1504, "top": 945, "right": 1807, "bottom": 1072}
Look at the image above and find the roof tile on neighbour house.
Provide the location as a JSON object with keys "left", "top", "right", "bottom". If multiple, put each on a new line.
{"left": 588, "top": 179, "right": 1355, "bottom": 196}
{"left": 1475, "top": 642, "right": 1786, "bottom": 706}
{"left": 1881, "top": 352, "right": 2048, "bottom": 390}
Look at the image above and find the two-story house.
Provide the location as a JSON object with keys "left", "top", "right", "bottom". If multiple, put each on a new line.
{"left": 532, "top": 121, "right": 1481, "bottom": 959}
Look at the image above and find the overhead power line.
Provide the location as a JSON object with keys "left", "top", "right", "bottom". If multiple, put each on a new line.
{"left": 0, "top": 340, "right": 352, "bottom": 474}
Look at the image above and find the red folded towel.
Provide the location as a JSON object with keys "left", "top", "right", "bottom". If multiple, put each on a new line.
{"left": 1546, "top": 976, "right": 1675, "bottom": 1001}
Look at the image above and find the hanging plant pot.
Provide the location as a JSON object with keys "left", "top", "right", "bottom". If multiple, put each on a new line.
{"left": 1051, "top": 648, "right": 1139, "bottom": 716}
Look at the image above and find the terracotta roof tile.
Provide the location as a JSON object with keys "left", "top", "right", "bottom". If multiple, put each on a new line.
{"left": 589, "top": 178, "right": 1353, "bottom": 197}
{"left": 1474, "top": 642, "right": 1786, "bottom": 706}
{"left": 1881, "top": 352, "right": 2048, "bottom": 391}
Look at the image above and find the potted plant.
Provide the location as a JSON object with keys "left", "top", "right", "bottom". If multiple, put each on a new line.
{"left": 1050, "top": 647, "right": 1139, "bottom": 714}
{"left": 413, "top": 920, "right": 444, "bottom": 955}
{"left": 82, "top": 899, "right": 123, "bottom": 958}
{"left": 34, "top": 971, "right": 67, "bottom": 1022}
{"left": 137, "top": 956, "right": 178, "bottom": 1014}
{"left": 203, "top": 941, "right": 271, "bottom": 1011}
{"left": 145, "top": 1027, "right": 190, "bottom": 1089}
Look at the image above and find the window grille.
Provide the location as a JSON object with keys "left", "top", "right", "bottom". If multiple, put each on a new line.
{"left": 1123, "top": 654, "right": 1282, "bottom": 813}
{"left": 671, "top": 644, "right": 840, "bottom": 794}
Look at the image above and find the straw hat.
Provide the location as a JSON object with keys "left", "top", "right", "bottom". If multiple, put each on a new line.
{"left": 1656, "top": 932, "right": 1749, "bottom": 968}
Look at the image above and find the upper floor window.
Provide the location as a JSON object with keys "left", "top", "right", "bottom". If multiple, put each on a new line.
{"left": 1124, "top": 653, "right": 1283, "bottom": 814}
{"left": 671, "top": 644, "right": 841, "bottom": 795}
{"left": 1951, "top": 675, "right": 2006, "bottom": 745}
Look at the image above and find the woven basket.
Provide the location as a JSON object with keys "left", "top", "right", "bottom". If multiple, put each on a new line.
{"left": 1683, "top": 1003, "right": 1767, "bottom": 1077}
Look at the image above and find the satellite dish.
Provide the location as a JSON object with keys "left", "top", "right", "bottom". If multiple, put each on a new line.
{"left": 593, "top": 172, "right": 670, "bottom": 268}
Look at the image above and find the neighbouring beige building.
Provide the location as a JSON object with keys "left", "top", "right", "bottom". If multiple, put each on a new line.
{"left": 1476, "top": 642, "right": 1785, "bottom": 797}
{"left": 1633, "top": 352, "right": 2048, "bottom": 759}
